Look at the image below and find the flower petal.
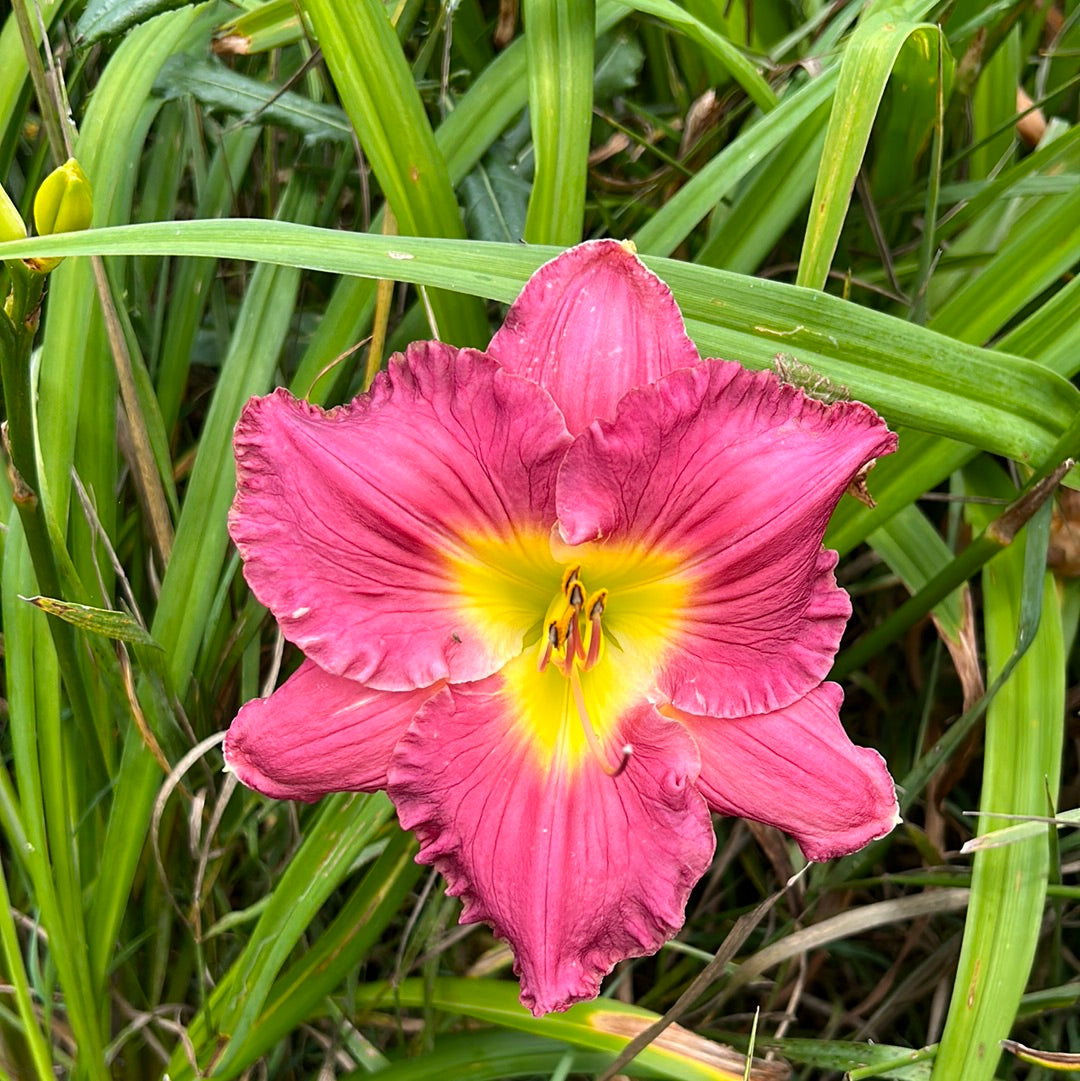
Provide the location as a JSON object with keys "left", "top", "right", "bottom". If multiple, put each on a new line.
{"left": 230, "top": 343, "right": 571, "bottom": 690}
{"left": 487, "top": 240, "right": 701, "bottom": 435}
{"left": 675, "top": 683, "right": 900, "bottom": 861}
{"left": 557, "top": 360, "right": 897, "bottom": 717}
{"left": 224, "top": 660, "right": 434, "bottom": 801}
{"left": 387, "top": 658, "right": 715, "bottom": 1016}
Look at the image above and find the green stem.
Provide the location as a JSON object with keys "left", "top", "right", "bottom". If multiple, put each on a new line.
{"left": 0, "top": 267, "right": 98, "bottom": 788}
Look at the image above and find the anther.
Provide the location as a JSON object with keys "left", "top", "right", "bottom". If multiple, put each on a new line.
{"left": 582, "top": 588, "right": 607, "bottom": 671}
{"left": 538, "top": 620, "right": 560, "bottom": 672}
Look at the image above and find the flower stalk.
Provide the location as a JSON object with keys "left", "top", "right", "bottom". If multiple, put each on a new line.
{"left": 1, "top": 223, "right": 96, "bottom": 743}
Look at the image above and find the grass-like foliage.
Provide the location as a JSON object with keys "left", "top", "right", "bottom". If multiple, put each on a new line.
{"left": 1, "top": 0, "right": 1079, "bottom": 1078}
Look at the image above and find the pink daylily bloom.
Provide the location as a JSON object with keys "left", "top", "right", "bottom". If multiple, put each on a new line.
{"left": 224, "top": 240, "right": 900, "bottom": 1016}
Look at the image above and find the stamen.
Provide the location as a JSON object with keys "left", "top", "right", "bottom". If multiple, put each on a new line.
{"left": 569, "top": 666, "right": 632, "bottom": 779}
{"left": 537, "top": 620, "right": 559, "bottom": 672}
{"left": 564, "top": 569, "right": 587, "bottom": 664}
{"left": 563, "top": 617, "right": 585, "bottom": 670}
{"left": 582, "top": 589, "right": 607, "bottom": 671}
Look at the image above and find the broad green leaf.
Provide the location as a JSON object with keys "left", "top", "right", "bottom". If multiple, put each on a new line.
{"left": 931, "top": 463, "right": 1065, "bottom": 1081}
{"left": 593, "top": 27, "right": 645, "bottom": 98}
{"left": 523, "top": 0, "right": 594, "bottom": 245}
{"left": 928, "top": 182, "right": 1080, "bottom": 345}
{"left": 5, "top": 226, "right": 1079, "bottom": 473}
{"left": 353, "top": 979, "right": 769, "bottom": 1081}
{"left": 342, "top": 1030, "right": 665, "bottom": 1081}
{"left": 461, "top": 150, "right": 530, "bottom": 243}
{"left": 298, "top": 0, "right": 488, "bottom": 346}
{"left": 75, "top": 0, "right": 194, "bottom": 46}
{"left": 797, "top": 14, "right": 942, "bottom": 289}
{"left": 20, "top": 595, "right": 160, "bottom": 648}
{"left": 153, "top": 56, "right": 352, "bottom": 143}
{"left": 2, "top": 521, "right": 107, "bottom": 1079}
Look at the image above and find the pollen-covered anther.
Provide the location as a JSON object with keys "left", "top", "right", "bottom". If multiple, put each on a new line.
{"left": 537, "top": 564, "right": 590, "bottom": 673}
{"left": 537, "top": 621, "right": 560, "bottom": 673}
{"left": 582, "top": 589, "right": 608, "bottom": 671}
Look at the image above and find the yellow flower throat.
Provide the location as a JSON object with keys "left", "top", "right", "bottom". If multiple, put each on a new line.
{"left": 451, "top": 528, "right": 691, "bottom": 775}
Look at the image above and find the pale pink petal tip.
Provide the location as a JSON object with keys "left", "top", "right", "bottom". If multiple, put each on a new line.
{"left": 488, "top": 240, "right": 701, "bottom": 435}
{"left": 223, "top": 660, "right": 433, "bottom": 802}
{"left": 682, "top": 683, "right": 899, "bottom": 862}
{"left": 387, "top": 684, "right": 715, "bottom": 1015}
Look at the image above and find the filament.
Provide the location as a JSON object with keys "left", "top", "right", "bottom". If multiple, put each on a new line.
{"left": 569, "top": 666, "right": 631, "bottom": 779}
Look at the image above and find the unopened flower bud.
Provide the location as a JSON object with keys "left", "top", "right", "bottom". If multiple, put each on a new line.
{"left": 28, "top": 158, "right": 93, "bottom": 272}
{"left": 1, "top": 179, "right": 27, "bottom": 243}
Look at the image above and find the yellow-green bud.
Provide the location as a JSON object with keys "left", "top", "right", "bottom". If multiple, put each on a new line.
{"left": 28, "top": 158, "right": 93, "bottom": 272}
{"left": 0, "top": 179, "right": 27, "bottom": 243}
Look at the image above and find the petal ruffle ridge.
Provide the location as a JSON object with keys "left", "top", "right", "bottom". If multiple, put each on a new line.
{"left": 558, "top": 360, "right": 897, "bottom": 718}
{"left": 677, "top": 683, "right": 900, "bottom": 861}
{"left": 487, "top": 240, "right": 701, "bottom": 435}
{"left": 230, "top": 343, "right": 571, "bottom": 690}
{"left": 387, "top": 675, "right": 715, "bottom": 1016}
{"left": 224, "top": 660, "right": 434, "bottom": 801}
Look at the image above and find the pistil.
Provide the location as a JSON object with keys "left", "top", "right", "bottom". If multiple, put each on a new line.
{"left": 535, "top": 568, "right": 630, "bottom": 777}
{"left": 570, "top": 666, "right": 631, "bottom": 778}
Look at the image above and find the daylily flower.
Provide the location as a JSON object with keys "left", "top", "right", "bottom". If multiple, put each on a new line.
{"left": 224, "top": 240, "right": 900, "bottom": 1016}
